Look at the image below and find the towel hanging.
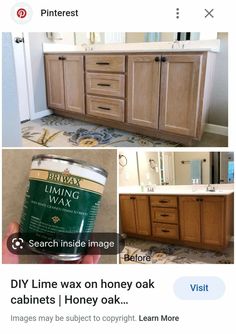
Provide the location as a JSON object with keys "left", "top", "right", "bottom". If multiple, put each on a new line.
{"left": 191, "top": 160, "right": 202, "bottom": 184}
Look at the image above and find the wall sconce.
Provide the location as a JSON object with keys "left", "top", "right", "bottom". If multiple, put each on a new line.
{"left": 89, "top": 32, "right": 96, "bottom": 44}
{"left": 119, "top": 154, "right": 127, "bottom": 167}
{"left": 149, "top": 158, "right": 159, "bottom": 172}
{"left": 46, "top": 32, "right": 63, "bottom": 41}
{"left": 149, "top": 159, "right": 156, "bottom": 169}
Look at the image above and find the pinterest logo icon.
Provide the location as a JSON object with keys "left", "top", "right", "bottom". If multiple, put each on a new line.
{"left": 11, "top": 3, "right": 32, "bottom": 23}
{"left": 16, "top": 8, "right": 27, "bottom": 19}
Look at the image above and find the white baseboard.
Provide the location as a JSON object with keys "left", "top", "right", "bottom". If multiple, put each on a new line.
{"left": 205, "top": 123, "right": 228, "bottom": 136}
{"left": 30, "top": 109, "right": 52, "bottom": 120}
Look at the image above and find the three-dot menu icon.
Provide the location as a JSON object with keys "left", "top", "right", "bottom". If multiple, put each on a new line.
{"left": 176, "top": 8, "right": 180, "bottom": 19}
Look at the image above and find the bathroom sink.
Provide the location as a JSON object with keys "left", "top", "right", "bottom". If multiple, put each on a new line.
{"left": 192, "top": 189, "right": 232, "bottom": 195}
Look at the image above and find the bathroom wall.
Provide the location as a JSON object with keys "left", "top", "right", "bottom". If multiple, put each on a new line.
{"left": 208, "top": 32, "right": 228, "bottom": 126}
{"left": 47, "top": 32, "right": 75, "bottom": 44}
{"left": 119, "top": 151, "right": 139, "bottom": 186}
{"left": 159, "top": 32, "right": 176, "bottom": 41}
{"left": 126, "top": 33, "right": 145, "bottom": 43}
{"left": 2, "top": 33, "right": 22, "bottom": 146}
{"left": 174, "top": 152, "right": 211, "bottom": 184}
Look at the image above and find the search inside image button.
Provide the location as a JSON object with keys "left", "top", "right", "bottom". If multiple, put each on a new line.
{"left": 174, "top": 277, "right": 225, "bottom": 300}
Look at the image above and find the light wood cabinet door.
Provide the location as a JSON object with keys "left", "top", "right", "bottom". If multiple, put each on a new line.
{"left": 120, "top": 196, "right": 137, "bottom": 234}
{"left": 159, "top": 54, "right": 202, "bottom": 137}
{"left": 135, "top": 196, "right": 151, "bottom": 236}
{"left": 64, "top": 55, "right": 85, "bottom": 114}
{"left": 127, "top": 55, "right": 161, "bottom": 128}
{"left": 201, "top": 197, "right": 224, "bottom": 247}
{"left": 45, "top": 55, "right": 65, "bottom": 110}
{"left": 179, "top": 196, "right": 201, "bottom": 242}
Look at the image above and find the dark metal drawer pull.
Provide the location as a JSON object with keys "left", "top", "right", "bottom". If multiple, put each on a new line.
{"left": 161, "top": 229, "right": 170, "bottom": 233}
{"left": 97, "top": 106, "right": 111, "bottom": 111}
{"left": 160, "top": 214, "right": 169, "bottom": 217}
{"left": 97, "top": 83, "right": 111, "bottom": 87}
{"left": 58, "top": 56, "right": 66, "bottom": 60}
{"left": 96, "top": 62, "right": 110, "bottom": 65}
{"left": 130, "top": 197, "right": 136, "bottom": 200}
{"left": 159, "top": 200, "right": 169, "bottom": 203}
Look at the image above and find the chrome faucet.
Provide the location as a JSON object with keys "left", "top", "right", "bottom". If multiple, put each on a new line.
{"left": 172, "top": 40, "right": 180, "bottom": 49}
{"left": 172, "top": 40, "right": 185, "bottom": 49}
{"left": 147, "top": 185, "right": 155, "bottom": 192}
{"left": 206, "top": 184, "right": 215, "bottom": 192}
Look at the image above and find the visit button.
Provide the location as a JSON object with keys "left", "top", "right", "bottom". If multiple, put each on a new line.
{"left": 174, "top": 276, "right": 225, "bottom": 300}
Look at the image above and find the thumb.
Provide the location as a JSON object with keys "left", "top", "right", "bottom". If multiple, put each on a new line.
{"left": 2, "top": 222, "right": 20, "bottom": 264}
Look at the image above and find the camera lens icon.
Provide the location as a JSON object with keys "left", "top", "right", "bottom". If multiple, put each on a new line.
{"left": 12, "top": 237, "right": 24, "bottom": 250}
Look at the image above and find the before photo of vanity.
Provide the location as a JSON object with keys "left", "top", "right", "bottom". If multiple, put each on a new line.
{"left": 119, "top": 151, "right": 234, "bottom": 264}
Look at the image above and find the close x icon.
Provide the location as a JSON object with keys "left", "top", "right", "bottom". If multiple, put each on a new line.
{"left": 205, "top": 9, "right": 214, "bottom": 18}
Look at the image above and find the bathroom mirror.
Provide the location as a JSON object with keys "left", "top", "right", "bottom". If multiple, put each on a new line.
{"left": 46, "top": 32, "right": 218, "bottom": 45}
{"left": 74, "top": 32, "right": 218, "bottom": 44}
{"left": 119, "top": 152, "right": 234, "bottom": 187}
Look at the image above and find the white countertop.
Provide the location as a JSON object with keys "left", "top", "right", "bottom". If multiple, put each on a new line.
{"left": 43, "top": 40, "right": 220, "bottom": 54}
{"left": 119, "top": 185, "right": 234, "bottom": 196}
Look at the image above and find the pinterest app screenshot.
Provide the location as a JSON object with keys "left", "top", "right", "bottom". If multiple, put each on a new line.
{"left": 1, "top": 0, "right": 235, "bottom": 333}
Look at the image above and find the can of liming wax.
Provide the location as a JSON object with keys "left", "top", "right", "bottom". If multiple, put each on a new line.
{"left": 19, "top": 154, "right": 108, "bottom": 261}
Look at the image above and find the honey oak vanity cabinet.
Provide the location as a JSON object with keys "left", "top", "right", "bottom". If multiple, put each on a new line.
{"left": 150, "top": 195, "right": 179, "bottom": 241}
{"left": 120, "top": 194, "right": 233, "bottom": 251}
{"left": 44, "top": 51, "right": 216, "bottom": 145}
{"left": 179, "top": 196, "right": 232, "bottom": 248}
{"left": 119, "top": 195, "right": 151, "bottom": 236}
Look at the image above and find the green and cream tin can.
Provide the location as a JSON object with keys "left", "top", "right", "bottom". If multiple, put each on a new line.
{"left": 20, "top": 154, "right": 108, "bottom": 261}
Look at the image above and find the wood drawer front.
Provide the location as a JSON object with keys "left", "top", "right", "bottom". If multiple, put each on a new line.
{"left": 150, "top": 196, "right": 177, "bottom": 208}
{"left": 151, "top": 207, "right": 178, "bottom": 224}
{"left": 152, "top": 223, "right": 179, "bottom": 240}
{"left": 86, "top": 95, "right": 124, "bottom": 122}
{"left": 86, "top": 73, "right": 125, "bottom": 98}
{"left": 86, "top": 55, "right": 125, "bottom": 73}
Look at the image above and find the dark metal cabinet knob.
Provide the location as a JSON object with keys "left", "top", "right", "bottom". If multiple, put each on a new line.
{"left": 161, "top": 56, "right": 167, "bottom": 62}
{"left": 155, "top": 56, "right": 160, "bottom": 62}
